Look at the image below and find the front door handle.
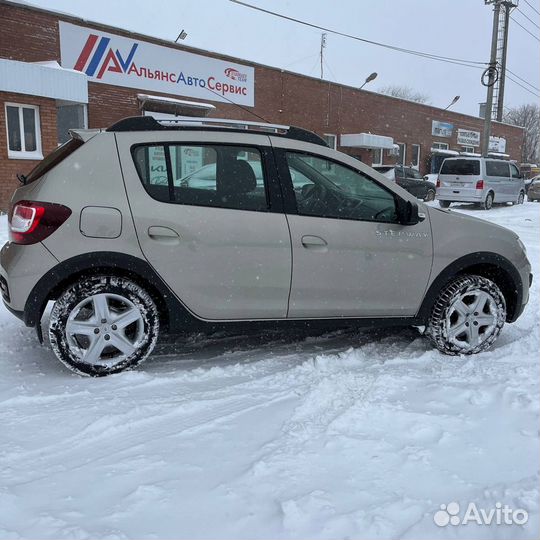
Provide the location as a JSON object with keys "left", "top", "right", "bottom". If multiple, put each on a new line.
{"left": 301, "top": 235, "right": 328, "bottom": 250}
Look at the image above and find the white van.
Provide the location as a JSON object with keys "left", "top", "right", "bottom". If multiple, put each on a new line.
{"left": 436, "top": 157, "right": 526, "bottom": 210}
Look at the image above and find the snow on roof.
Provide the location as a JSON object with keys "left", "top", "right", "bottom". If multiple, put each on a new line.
{"left": 430, "top": 148, "right": 459, "bottom": 156}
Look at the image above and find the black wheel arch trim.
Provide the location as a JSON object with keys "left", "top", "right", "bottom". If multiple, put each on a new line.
{"left": 23, "top": 251, "right": 192, "bottom": 331}
{"left": 417, "top": 251, "right": 524, "bottom": 323}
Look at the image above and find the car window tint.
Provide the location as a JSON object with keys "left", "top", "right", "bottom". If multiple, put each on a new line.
{"left": 133, "top": 145, "right": 268, "bottom": 211}
{"left": 486, "top": 161, "right": 510, "bottom": 177}
{"left": 285, "top": 152, "right": 397, "bottom": 223}
{"left": 510, "top": 164, "right": 521, "bottom": 178}
{"left": 440, "top": 159, "right": 480, "bottom": 175}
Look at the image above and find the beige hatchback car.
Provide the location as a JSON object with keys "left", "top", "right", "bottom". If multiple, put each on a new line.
{"left": 0, "top": 117, "right": 532, "bottom": 376}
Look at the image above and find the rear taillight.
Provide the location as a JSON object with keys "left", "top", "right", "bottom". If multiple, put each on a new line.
{"left": 476, "top": 180, "right": 484, "bottom": 190}
{"left": 9, "top": 201, "right": 71, "bottom": 245}
{"left": 436, "top": 179, "right": 441, "bottom": 188}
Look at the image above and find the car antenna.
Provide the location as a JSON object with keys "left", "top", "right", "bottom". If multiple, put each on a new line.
{"left": 205, "top": 86, "right": 272, "bottom": 124}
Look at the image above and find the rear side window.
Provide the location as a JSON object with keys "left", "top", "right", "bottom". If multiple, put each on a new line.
{"left": 440, "top": 159, "right": 480, "bottom": 175}
{"left": 133, "top": 144, "right": 268, "bottom": 212}
{"left": 486, "top": 161, "right": 510, "bottom": 177}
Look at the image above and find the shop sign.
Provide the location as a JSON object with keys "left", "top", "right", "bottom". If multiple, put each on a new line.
{"left": 59, "top": 21, "right": 255, "bottom": 106}
{"left": 432, "top": 120, "right": 454, "bottom": 138}
{"left": 457, "top": 129, "right": 480, "bottom": 147}
{"left": 489, "top": 136, "right": 507, "bottom": 153}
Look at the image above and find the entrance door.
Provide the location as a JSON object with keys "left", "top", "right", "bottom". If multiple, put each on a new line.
{"left": 280, "top": 150, "right": 433, "bottom": 318}
{"left": 118, "top": 133, "right": 292, "bottom": 321}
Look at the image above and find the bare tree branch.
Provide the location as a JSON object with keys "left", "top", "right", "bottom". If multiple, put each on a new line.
{"left": 503, "top": 103, "right": 540, "bottom": 163}
{"left": 378, "top": 85, "right": 431, "bottom": 104}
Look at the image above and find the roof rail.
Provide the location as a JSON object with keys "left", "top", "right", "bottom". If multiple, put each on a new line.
{"left": 106, "top": 116, "right": 328, "bottom": 147}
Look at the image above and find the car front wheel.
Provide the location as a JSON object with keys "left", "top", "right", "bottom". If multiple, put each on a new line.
{"left": 426, "top": 275, "right": 506, "bottom": 355}
{"left": 517, "top": 191, "right": 525, "bottom": 205}
{"left": 49, "top": 275, "right": 159, "bottom": 376}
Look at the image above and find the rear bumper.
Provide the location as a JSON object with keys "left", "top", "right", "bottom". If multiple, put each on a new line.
{"left": 436, "top": 187, "right": 483, "bottom": 202}
{"left": 2, "top": 299, "right": 24, "bottom": 321}
{"left": 0, "top": 240, "right": 58, "bottom": 320}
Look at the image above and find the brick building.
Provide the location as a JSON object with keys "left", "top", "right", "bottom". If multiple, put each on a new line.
{"left": 0, "top": 0, "right": 524, "bottom": 211}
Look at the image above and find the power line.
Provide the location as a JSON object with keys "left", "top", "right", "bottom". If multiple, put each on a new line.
{"left": 506, "top": 67, "right": 540, "bottom": 92}
{"left": 523, "top": 0, "right": 540, "bottom": 17}
{"left": 516, "top": 6, "right": 540, "bottom": 30}
{"left": 506, "top": 73, "right": 540, "bottom": 98}
{"left": 229, "top": 0, "right": 487, "bottom": 68}
{"left": 510, "top": 15, "right": 540, "bottom": 41}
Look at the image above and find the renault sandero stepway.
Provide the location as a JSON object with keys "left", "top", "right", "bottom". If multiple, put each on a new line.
{"left": 0, "top": 117, "right": 532, "bottom": 376}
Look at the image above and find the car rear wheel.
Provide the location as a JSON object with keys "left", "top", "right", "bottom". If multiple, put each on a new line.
{"left": 425, "top": 275, "right": 506, "bottom": 356}
{"left": 517, "top": 191, "right": 525, "bottom": 205}
{"left": 439, "top": 200, "right": 451, "bottom": 208}
{"left": 424, "top": 189, "right": 436, "bottom": 202}
{"left": 482, "top": 192, "right": 494, "bottom": 210}
{"left": 49, "top": 275, "right": 159, "bottom": 376}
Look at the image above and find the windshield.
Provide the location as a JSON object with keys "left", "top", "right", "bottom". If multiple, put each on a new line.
{"left": 440, "top": 159, "right": 480, "bottom": 175}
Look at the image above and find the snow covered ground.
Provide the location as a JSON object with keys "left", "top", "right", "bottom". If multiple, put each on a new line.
{"left": 0, "top": 203, "right": 538, "bottom": 540}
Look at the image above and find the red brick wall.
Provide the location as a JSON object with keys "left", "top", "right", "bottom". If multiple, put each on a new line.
{"left": 0, "top": 92, "right": 58, "bottom": 211}
{"left": 0, "top": 0, "right": 525, "bottom": 210}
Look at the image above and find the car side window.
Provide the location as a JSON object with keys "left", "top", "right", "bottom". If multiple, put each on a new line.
{"left": 486, "top": 161, "right": 510, "bottom": 177}
{"left": 133, "top": 144, "right": 268, "bottom": 211}
{"left": 510, "top": 164, "right": 521, "bottom": 179}
{"left": 285, "top": 151, "right": 398, "bottom": 223}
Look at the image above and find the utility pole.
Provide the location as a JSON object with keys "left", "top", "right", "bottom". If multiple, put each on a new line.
{"left": 482, "top": 0, "right": 502, "bottom": 157}
{"left": 495, "top": 1, "right": 517, "bottom": 121}
{"left": 320, "top": 33, "right": 327, "bottom": 79}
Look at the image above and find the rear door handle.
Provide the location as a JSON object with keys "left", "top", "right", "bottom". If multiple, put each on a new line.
{"left": 147, "top": 226, "right": 180, "bottom": 242}
{"left": 301, "top": 235, "right": 328, "bottom": 250}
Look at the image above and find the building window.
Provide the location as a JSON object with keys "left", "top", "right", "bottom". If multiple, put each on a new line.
{"left": 411, "top": 144, "right": 420, "bottom": 169}
{"left": 397, "top": 143, "right": 406, "bottom": 165}
{"left": 372, "top": 148, "right": 383, "bottom": 166}
{"left": 57, "top": 103, "right": 87, "bottom": 144}
{"left": 462, "top": 146, "right": 475, "bottom": 153}
{"left": 432, "top": 141, "right": 449, "bottom": 150}
{"left": 5, "top": 103, "right": 42, "bottom": 159}
{"left": 323, "top": 134, "right": 337, "bottom": 149}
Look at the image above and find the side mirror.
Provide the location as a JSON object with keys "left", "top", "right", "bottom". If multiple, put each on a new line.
{"left": 397, "top": 198, "right": 422, "bottom": 225}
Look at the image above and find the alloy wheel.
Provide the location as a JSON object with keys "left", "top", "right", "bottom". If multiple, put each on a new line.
{"left": 65, "top": 293, "right": 145, "bottom": 367}
{"left": 446, "top": 290, "right": 498, "bottom": 351}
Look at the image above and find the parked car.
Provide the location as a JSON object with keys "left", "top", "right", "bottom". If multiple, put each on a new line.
{"left": 525, "top": 174, "right": 539, "bottom": 195}
{"left": 0, "top": 117, "right": 531, "bottom": 376}
{"left": 527, "top": 177, "right": 540, "bottom": 201}
{"left": 374, "top": 166, "right": 436, "bottom": 201}
{"left": 436, "top": 157, "right": 526, "bottom": 210}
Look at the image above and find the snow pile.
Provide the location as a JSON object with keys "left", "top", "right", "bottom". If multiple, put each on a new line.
{"left": 0, "top": 205, "right": 538, "bottom": 539}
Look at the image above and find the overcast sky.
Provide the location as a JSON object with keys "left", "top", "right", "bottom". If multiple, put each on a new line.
{"left": 24, "top": 0, "right": 540, "bottom": 117}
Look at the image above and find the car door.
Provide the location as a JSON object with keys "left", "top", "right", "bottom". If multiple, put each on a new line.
{"left": 407, "top": 168, "right": 427, "bottom": 199}
{"left": 117, "top": 131, "right": 291, "bottom": 321}
{"left": 274, "top": 145, "right": 433, "bottom": 318}
{"left": 485, "top": 160, "right": 510, "bottom": 201}
{"left": 509, "top": 163, "right": 523, "bottom": 200}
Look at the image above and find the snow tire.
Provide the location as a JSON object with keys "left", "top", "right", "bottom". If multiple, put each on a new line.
{"left": 425, "top": 274, "right": 506, "bottom": 356}
{"left": 49, "top": 275, "right": 159, "bottom": 376}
